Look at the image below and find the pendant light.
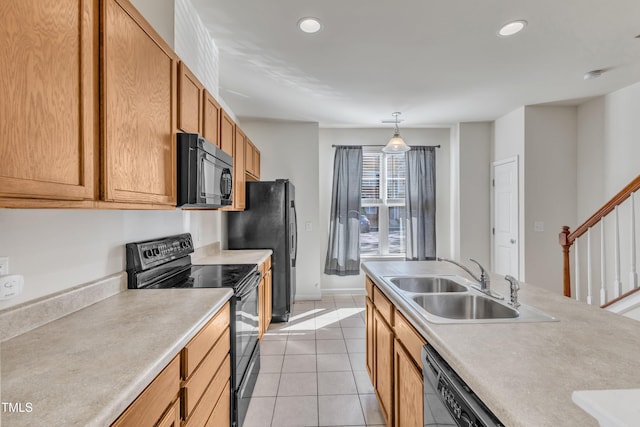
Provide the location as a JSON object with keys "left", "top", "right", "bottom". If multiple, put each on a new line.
{"left": 383, "top": 112, "right": 410, "bottom": 153}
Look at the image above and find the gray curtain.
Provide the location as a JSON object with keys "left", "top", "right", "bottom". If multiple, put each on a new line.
{"left": 324, "top": 146, "right": 363, "bottom": 275}
{"left": 405, "top": 146, "right": 436, "bottom": 260}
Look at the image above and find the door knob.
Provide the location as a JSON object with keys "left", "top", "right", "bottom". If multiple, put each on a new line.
{"left": 510, "top": 239, "right": 516, "bottom": 244}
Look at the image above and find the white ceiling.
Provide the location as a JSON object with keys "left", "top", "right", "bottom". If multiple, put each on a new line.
{"left": 191, "top": 0, "right": 640, "bottom": 127}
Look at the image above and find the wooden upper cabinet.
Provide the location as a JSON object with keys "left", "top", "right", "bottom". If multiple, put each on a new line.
{"left": 245, "top": 139, "right": 255, "bottom": 178}
{"left": 219, "top": 110, "right": 235, "bottom": 157}
{"left": 202, "top": 90, "right": 221, "bottom": 147}
{"left": 101, "top": 0, "right": 177, "bottom": 205}
{"left": 232, "top": 126, "right": 246, "bottom": 211}
{"left": 244, "top": 139, "right": 261, "bottom": 181}
{"left": 0, "top": 0, "right": 97, "bottom": 201}
{"left": 178, "top": 61, "right": 204, "bottom": 134}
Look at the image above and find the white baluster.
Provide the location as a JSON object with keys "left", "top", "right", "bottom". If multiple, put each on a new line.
{"left": 586, "top": 228, "right": 593, "bottom": 305}
{"left": 614, "top": 205, "right": 622, "bottom": 298}
{"left": 600, "top": 220, "right": 606, "bottom": 304}
{"left": 630, "top": 192, "right": 638, "bottom": 289}
{"left": 575, "top": 239, "right": 581, "bottom": 301}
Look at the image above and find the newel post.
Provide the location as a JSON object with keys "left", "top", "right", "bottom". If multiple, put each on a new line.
{"left": 559, "top": 226, "right": 572, "bottom": 298}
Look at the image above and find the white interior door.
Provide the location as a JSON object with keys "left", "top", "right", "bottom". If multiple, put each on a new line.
{"left": 492, "top": 157, "right": 519, "bottom": 278}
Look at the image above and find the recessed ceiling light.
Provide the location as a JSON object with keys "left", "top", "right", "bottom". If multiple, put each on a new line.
{"left": 498, "top": 20, "right": 527, "bottom": 37}
{"left": 298, "top": 17, "right": 322, "bottom": 34}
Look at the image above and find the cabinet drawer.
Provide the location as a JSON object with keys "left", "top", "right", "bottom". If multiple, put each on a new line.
{"left": 112, "top": 355, "right": 180, "bottom": 427}
{"left": 205, "top": 380, "right": 231, "bottom": 427}
{"left": 156, "top": 398, "right": 180, "bottom": 427}
{"left": 185, "top": 354, "right": 231, "bottom": 427}
{"left": 365, "top": 276, "right": 374, "bottom": 300}
{"left": 183, "top": 302, "right": 230, "bottom": 378}
{"left": 183, "top": 328, "right": 230, "bottom": 419}
{"left": 373, "top": 285, "right": 393, "bottom": 326}
{"left": 394, "top": 310, "right": 427, "bottom": 367}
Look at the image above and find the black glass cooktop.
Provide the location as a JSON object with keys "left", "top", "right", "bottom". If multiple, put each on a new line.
{"left": 146, "top": 264, "right": 258, "bottom": 290}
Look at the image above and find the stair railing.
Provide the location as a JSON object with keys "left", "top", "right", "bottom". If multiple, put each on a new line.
{"left": 559, "top": 175, "right": 640, "bottom": 306}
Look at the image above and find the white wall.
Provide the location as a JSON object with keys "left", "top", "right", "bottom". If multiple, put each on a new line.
{"left": 493, "top": 107, "right": 526, "bottom": 279}
{"left": 240, "top": 120, "right": 322, "bottom": 300}
{"left": 457, "top": 122, "right": 492, "bottom": 267}
{"left": 130, "top": 0, "right": 175, "bottom": 48}
{"left": 0, "top": 209, "right": 222, "bottom": 309}
{"left": 577, "top": 82, "right": 640, "bottom": 220}
{"left": 523, "top": 106, "right": 577, "bottom": 291}
{"left": 318, "top": 127, "right": 452, "bottom": 293}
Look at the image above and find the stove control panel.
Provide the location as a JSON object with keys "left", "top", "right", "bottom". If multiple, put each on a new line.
{"left": 126, "top": 233, "right": 194, "bottom": 273}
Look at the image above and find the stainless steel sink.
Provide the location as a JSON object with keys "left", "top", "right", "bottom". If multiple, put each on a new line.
{"left": 387, "top": 277, "right": 468, "bottom": 293}
{"left": 411, "top": 294, "right": 518, "bottom": 320}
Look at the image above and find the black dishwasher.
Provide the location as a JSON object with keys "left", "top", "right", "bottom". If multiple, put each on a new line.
{"left": 422, "top": 345, "right": 504, "bottom": 427}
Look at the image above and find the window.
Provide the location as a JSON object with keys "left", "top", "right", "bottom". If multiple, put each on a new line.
{"left": 360, "top": 148, "right": 406, "bottom": 256}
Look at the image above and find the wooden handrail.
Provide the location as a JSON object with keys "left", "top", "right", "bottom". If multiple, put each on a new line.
{"left": 601, "top": 286, "right": 640, "bottom": 309}
{"left": 568, "top": 175, "right": 640, "bottom": 244}
{"left": 559, "top": 174, "right": 640, "bottom": 298}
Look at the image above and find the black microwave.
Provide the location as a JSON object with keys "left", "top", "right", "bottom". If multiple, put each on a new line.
{"left": 177, "top": 133, "right": 233, "bottom": 208}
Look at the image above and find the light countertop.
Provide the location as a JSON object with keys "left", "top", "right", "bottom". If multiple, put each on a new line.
{"left": 0, "top": 288, "right": 233, "bottom": 427}
{"left": 362, "top": 261, "right": 640, "bottom": 427}
{"left": 192, "top": 247, "right": 272, "bottom": 266}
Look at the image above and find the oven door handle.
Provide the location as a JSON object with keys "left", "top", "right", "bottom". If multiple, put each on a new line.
{"left": 236, "top": 272, "right": 261, "bottom": 300}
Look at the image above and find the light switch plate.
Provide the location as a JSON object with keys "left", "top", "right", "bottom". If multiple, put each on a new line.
{"left": 0, "top": 274, "right": 24, "bottom": 300}
{"left": 305, "top": 221, "right": 313, "bottom": 232}
{"left": 0, "top": 257, "right": 8, "bottom": 275}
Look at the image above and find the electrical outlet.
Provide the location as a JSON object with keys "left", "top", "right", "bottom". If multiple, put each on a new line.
{"left": 0, "top": 274, "right": 24, "bottom": 300}
{"left": 0, "top": 257, "right": 8, "bottom": 275}
{"left": 534, "top": 221, "right": 545, "bottom": 232}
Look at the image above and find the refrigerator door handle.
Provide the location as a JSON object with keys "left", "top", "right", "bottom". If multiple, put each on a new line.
{"left": 291, "top": 200, "right": 297, "bottom": 267}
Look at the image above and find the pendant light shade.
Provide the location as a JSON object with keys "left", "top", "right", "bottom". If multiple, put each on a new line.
{"left": 383, "top": 112, "right": 410, "bottom": 153}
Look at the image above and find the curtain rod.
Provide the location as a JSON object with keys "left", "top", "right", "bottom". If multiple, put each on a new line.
{"left": 331, "top": 144, "right": 441, "bottom": 148}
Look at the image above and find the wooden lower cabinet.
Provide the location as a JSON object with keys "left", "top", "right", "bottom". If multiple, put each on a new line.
{"left": 366, "top": 276, "right": 428, "bottom": 427}
{"left": 112, "top": 301, "right": 230, "bottom": 426}
{"left": 111, "top": 355, "right": 181, "bottom": 427}
{"left": 365, "top": 297, "right": 375, "bottom": 381}
{"left": 156, "top": 399, "right": 180, "bottom": 427}
{"left": 374, "top": 309, "right": 394, "bottom": 426}
{"left": 394, "top": 341, "right": 424, "bottom": 427}
{"left": 258, "top": 257, "right": 273, "bottom": 339}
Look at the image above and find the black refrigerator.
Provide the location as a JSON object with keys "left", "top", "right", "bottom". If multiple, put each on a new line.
{"left": 227, "top": 179, "right": 296, "bottom": 322}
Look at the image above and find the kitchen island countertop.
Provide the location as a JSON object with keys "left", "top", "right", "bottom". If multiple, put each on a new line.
{"left": 362, "top": 260, "right": 640, "bottom": 427}
{"left": 0, "top": 288, "right": 233, "bottom": 427}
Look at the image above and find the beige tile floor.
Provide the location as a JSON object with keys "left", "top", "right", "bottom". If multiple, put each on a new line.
{"left": 244, "top": 294, "right": 386, "bottom": 427}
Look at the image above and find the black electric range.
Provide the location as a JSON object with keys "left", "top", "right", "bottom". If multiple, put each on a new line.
{"left": 126, "top": 233, "right": 261, "bottom": 427}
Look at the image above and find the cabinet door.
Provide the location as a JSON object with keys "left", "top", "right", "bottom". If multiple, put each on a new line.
{"left": 365, "top": 297, "right": 375, "bottom": 383}
{"left": 232, "top": 126, "right": 246, "bottom": 211}
{"left": 258, "top": 275, "right": 265, "bottom": 339}
{"left": 245, "top": 139, "right": 255, "bottom": 177}
{"left": 219, "top": 110, "right": 234, "bottom": 156}
{"left": 178, "top": 61, "right": 203, "bottom": 134}
{"left": 254, "top": 148, "right": 261, "bottom": 180}
{"left": 394, "top": 341, "right": 423, "bottom": 427}
{"left": 374, "top": 309, "right": 394, "bottom": 427}
{"left": 0, "top": 0, "right": 97, "bottom": 201}
{"left": 202, "top": 90, "right": 221, "bottom": 147}
{"left": 265, "top": 269, "right": 272, "bottom": 330}
{"left": 101, "top": 0, "right": 177, "bottom": 205}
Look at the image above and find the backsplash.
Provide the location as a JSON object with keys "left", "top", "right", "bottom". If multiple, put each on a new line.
{"left": 0, "top": 209, "right": 223, "bottom": 310}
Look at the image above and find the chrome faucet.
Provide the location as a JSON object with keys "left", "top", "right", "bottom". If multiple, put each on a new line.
{"left": 437, "top": 257, "right": 504, "bottom": 300}
{"left": 505, "top": 275, "right": 520, "bottom": 308}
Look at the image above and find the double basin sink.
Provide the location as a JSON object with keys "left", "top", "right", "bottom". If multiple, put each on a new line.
{"left": 382, "top": 276, "right": 557, "bottom": 324}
